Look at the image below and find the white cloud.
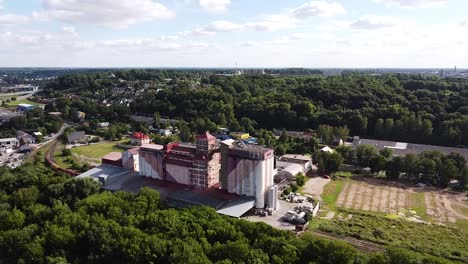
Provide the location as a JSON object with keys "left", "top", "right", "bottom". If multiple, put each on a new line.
{"left": 461, "top": 18, "right": 468, "bottom": 27}
{"left": 35, "top": 0, "right": 175, "bottom": 28}
{"left": 374, "top": 0, "right": 448, "bottom": 8}
{"left": 0, "top": 14, "right": 30, "bottom": 25}
{"left": 291, "top": 1, "right": 346, "bottom": 18}
{"left": 197, "top": 0, "right": 230, "bottom": 12}
{"left": 62, "top": 26, "right": 78, "bottom": 37}
{"left": 351, "top": 15, "right": 404, "bottom": 30}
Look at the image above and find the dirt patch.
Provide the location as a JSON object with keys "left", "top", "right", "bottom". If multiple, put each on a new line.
{"left": 336, "top": 182, "right": 350, "bottom": 207}
{"left": 302, "top": 177, "right": 331, "bottom": 201}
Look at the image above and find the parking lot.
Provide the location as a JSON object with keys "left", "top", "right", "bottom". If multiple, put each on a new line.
{"left": 0, "top": 150, "right": 26, "bottom": 168}
{"left": 243, "top": 200, "right": 297, "bottom": 230}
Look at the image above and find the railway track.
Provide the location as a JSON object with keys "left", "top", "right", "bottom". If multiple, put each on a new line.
{"left": 311, "top": 230, "right": 384, "bottom": 253}
{"left": 45, "top": 140, "right": 80, "bottom": 176}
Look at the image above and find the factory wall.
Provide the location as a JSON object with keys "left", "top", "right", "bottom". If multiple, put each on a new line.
{"left": 138, "top": 150, "right": 164, "bottom": 179}
{"left": 122, "top": 151, "right": 139, "bottom": 171}
{"left": 225, "top": 155, "right": 275, "bottom": 209}
{"left": 166, "top": 164, "right": 190, "bottom": 185}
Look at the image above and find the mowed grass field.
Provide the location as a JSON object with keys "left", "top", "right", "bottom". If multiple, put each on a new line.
{"left": 5, "top": 98, "right": 45, "bottom": 107}
{"left": 70, "top": 139, "right": 129, "bottom": 159}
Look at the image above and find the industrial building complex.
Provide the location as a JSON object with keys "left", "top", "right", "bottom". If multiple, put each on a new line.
{"left": 78, "top": 131, "right": 279, "bottom": 217}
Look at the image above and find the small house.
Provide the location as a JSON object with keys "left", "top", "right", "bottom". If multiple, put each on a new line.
{"left": 67, "top": 131, "right": 87, "bottom": 144}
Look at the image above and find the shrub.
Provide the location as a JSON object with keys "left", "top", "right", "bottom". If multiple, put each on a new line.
{"left": 62, "top": 148, "right": 72, "bottom": 156}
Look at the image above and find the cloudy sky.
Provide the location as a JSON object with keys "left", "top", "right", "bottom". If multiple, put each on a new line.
{"left": 0, "top": 0, "right": 467, "bottom": 68}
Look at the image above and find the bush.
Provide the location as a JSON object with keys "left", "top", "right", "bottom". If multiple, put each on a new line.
{"left": 291, "top": 183, "right": 298, "bottom": 192}
{"left": 61, "top": 148, "right": 72, "bottom": 156}
{"left": 91, "top": 137, "right": 100, "bottom": 143}
{"left": 296, "top": 173, "right": 306, "bottom": 186}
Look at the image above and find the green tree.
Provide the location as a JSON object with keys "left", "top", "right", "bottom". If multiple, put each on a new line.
{"left": 296, "top": 173, "right": 306, "bottom": 186}
{"left": 318, "top": 151, "right": 343, "bottom": 173}
{"left": 438, "top": 159, "right": 458, "bottom": 187}
{"left": 370, "top": 155, "right": 387, "bottom": 173}
{"left": 379, "top": 148, "right": 393, "bottom": 159}
{"left": 356, "top": 144, "right": 378, "bottom": 167}
{"left": 317, "top": 125, "right": 334, "bottom": 145}
{"left": 375, "top": 118, "right": 384, "bottom": 137}
{"left": 460, "top": 165, "right": 468, "bottom": 189}
{"left": 153, "top": 112, "right": 161, "bottom": 128}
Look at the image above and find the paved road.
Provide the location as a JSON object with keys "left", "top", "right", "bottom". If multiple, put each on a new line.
{"left": 0, "top": 90, "right": 41, "bottom": 100}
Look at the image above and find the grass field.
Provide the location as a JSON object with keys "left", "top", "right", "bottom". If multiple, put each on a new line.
{"left": 70, "top": 139, "right": 128, "bottom": 159}
{"left": 5, "top": 98, "right": 45, "bottom": 107}
{"left": 321, "top": 179, "right": 345, "bottom": 211}
{"left": 316, "top": 209, "right": 468, "bottom": 262}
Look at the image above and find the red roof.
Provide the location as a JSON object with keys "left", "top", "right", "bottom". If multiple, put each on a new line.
{"left": 197, "top": 131, "right": 216, "bottom": 141}
{"left": 132, "top": 132, "right": 149, "bottom": 140}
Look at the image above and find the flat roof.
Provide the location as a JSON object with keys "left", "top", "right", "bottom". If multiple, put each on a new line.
{"left": 140, "top": 143, "right": 164, "bottom": 151}
{"left": 279, "top": 154, "right": 311, "bottom": 161}
{"left": 17, "top": 103, "right": 34, "bottom": 107}
{"left": 167, "top": 190, "right": 228, "bottom": 209}
{"left": 102, "top": 152, "right": 122, "bottom": 161}
{"left": 357, "top": 138, "right": 468, "bottom": 161}
{"left": 216, "top": 196, "right": 256, "bottom": 218}
{"left": 76, "top": 164, "right": 137, "bottom": 191}
{"left": 0, "top": 137, "right": 18, "bottom": 142}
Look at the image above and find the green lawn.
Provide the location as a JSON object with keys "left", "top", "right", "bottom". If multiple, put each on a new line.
{"left": 5, "top": 98, "right": 45, "bottom": 107}
{"left": 70, "top": 139, "right": 128, "bottom": 159}
{"left": 321, "top": 179, "right": 345, "bottom": 211}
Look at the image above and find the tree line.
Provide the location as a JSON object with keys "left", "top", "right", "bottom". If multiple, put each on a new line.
{"left": 44, "top": 71, "right": 468, "bottom": 148}
{"left": 0, "top": 154, "right": 455, "bottom": 263}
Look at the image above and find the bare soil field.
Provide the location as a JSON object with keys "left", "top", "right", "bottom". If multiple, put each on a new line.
{"left": 334, "top": 177, "right": 468, "bottom": 224}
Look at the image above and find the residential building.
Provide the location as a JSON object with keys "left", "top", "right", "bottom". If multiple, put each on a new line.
{"left": 16, "top": 130, "right": 36, "bottom": 144}
{"left": 131, "top": 132, "right": 150, "bottom": 146}
{"left": 220, "top": 140, "right": 275, "bottom": 209}
{"left": 77, "top": 111, "right": 86, "bottom": 120}
{"left": 67, "top": 131, "right": 87, "bottom": 144}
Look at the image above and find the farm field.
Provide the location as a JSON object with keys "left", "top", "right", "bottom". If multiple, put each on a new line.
{"left": 315, "top": 177, "right": 468, "bottom": 262}
{"left": 333, "top": 177, "right": 468, "bottom": 224}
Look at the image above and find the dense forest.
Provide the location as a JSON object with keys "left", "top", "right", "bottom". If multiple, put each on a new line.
{"left": 44, "top": 70, "right": 468, "bottom": 148}
{"left": 0, "top": 153, "right": 456, "bottom": 263}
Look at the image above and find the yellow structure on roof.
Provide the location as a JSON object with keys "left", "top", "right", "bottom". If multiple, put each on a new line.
{"left": 230, "top": 132, "right": 250, "bottom": 139}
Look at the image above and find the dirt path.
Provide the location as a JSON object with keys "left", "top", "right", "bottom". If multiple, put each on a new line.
{"left": 302, "top": 177, "right": 331, "bottom": 201}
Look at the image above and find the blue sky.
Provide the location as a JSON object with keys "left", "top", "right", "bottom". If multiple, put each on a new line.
{"left": 0, "top": 0, "right": 467, "bottom": 67}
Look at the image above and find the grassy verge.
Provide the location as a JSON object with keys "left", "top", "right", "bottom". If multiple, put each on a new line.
{"left": 70, "top": 139, "right": 128, "bottom": 159}
{"left": 321, "top": 179, "right": 345, "bottom": 211}
{"left": 316, "top": 209, "right": 468, "bottom": 262}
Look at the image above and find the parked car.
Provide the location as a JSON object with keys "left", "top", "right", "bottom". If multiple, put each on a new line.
{"left": 322, "top": 175, "right": 330, "bottom": 179}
